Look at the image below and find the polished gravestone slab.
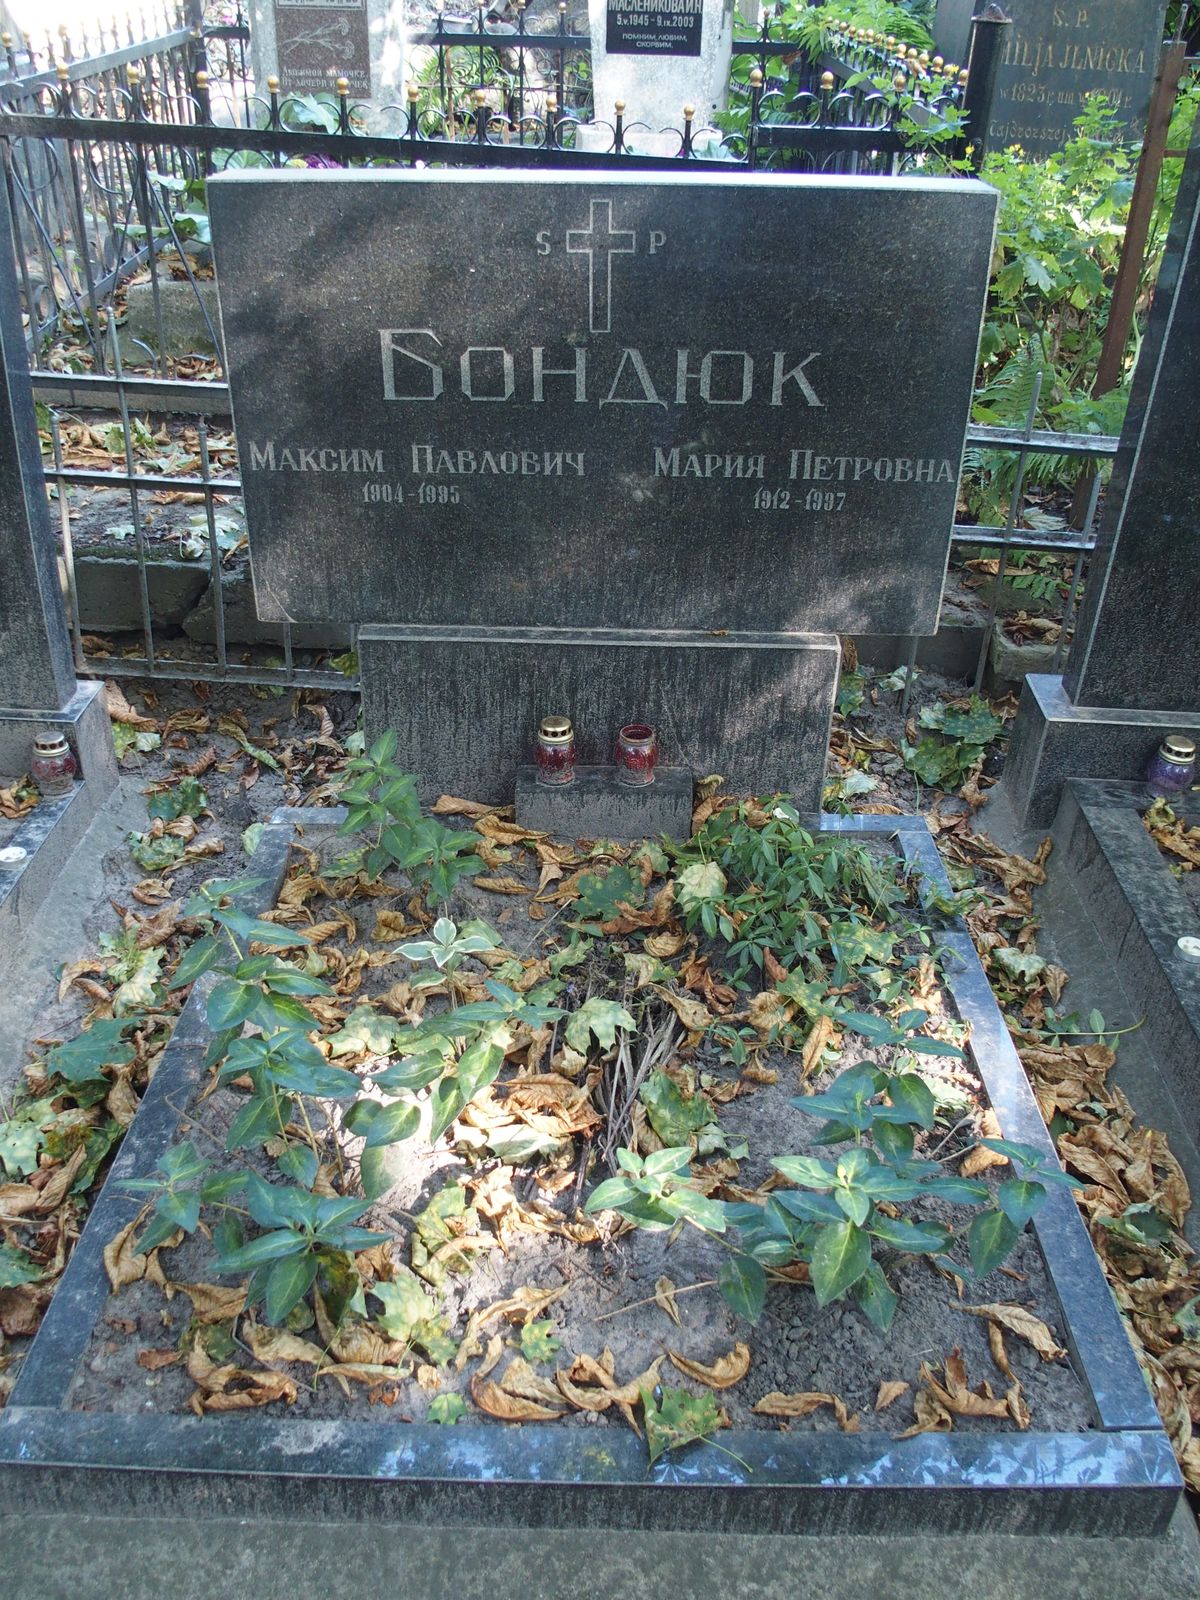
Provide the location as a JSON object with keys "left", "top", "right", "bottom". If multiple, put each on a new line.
{"left": 514, "top": 763, "right": 694, "bottom": 840}
{"left": 986, "top": 1, "right": 1168, "bottom": 159}
{"left": 210, "top": 169, "right": 997, "bottom": 640}
{"left": 359, "top": 624, "right": 838, "bottom": 806}
{"left": 0, "top": 811, "right": 1181, "bottom": 1534}
{"left": 1051, "top": 779, "right": 1200, "bottom": 1132}
{"left": 1002, "top": 119, "right": 1200, "bottom": 826}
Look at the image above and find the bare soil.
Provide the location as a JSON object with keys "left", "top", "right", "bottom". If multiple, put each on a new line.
{"left": 64, "top": 825, "right": 1093, "bottom": 1441}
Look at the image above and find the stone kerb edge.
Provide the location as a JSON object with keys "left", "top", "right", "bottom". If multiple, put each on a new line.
{"left": 1059, "top": 779, "right": 1200, "bottom": 1124}
{"left": 0, "top": 813, "right": 1181, "bottom": 1532}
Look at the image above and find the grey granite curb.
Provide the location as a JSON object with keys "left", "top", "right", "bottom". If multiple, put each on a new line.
{"left": 0, "top": 813, "right": 1181, "bottom": 1534}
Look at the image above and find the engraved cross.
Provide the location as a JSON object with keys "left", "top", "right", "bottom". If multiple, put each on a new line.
{"left": 566, "top": 199, "right": 636, "bottom": 335}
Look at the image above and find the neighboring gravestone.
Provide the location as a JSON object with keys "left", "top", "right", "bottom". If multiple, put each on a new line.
{"left": 210, "top": 168, "right": 997, "bottom": 801}
{"left": 583, "top": 0, "right": 734, "bottom": 148}
{"left": 982, "top": 1, "right": 1168, "bottom": 159}
{"left": 933, "top": 0, "right": 976, "bottom": 70}
{"left": 0, "top": 168, "right": 115, "bottom": 862}
{"left": 248, "top": 0, "right": 406, "bottom": 131}
{"left": 1003, "top": 117, "right": 1200, "bottom": 826}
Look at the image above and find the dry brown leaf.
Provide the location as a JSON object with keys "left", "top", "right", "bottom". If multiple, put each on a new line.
{"left": 650, "top": 985, "right": 713, "bottom": 1033}
{"left": 498, "top": 1356, "right": 566, "bottom": 1407}
{"left": 105, "top": 681, "right": 158, "bottom": 729}
{"left": 105, "top": 1071, "right": 141, "bottom": 1129}
{"left": 923, "top": 1352, "right": 1009, "bottom": 1419}
{"left": 668, "top": 1342, "right": 751, "bottom": 1390}
{"left": 874, "top": 1380, "right": 910, "bottom": 1412}
{"left": 103, "top": 1218, "right": 147, "bottom": 1292}
{"left": 896, "top": 1386, "right": 954, "bottom": 1438}
{"left": 471, "top": 1374, "right": 564, "bottom": 1421}
{"left": 988, "top": 1320, "right": 1013, "bottom": 1379}
{"left": 371, "top": 910, "right": 417, "bottom": 941}
{"left": 752, "top": 1390, "right": 859, "bottom": 1431}
{"left": 433, "top": 795, "right": 500, "bottom": 819}
{"left": 195, "top": 1371, "right": 298, "bottom": 1413}
{"left": 473, "top": 875, "right": 532, "bottom": 896}
{"left": 654, "top": 1276, "right": 682, "bottom": 1328}
{"left": 958, "top": 1303, "right": 1067, "bottom": 1361}
{"left": 57, "top": 958, "right": 104, "bottom": 1004}
{"left": 242, "top": 1323, "right": 325, "bottom": 1365}
{"left": 800, "top": 1015, "right": 837, "bottom": 1080}
{"left": 136, "top": 1348, "right": 182, "bottom": 1371}
{"left": 644, "top": 930, "right": 687, "bottom": 959}
{"left": 762, "top": 947, "right": 789, "bottom": 984}
{"left": 476, "top": 816, "right": 544, "bottom": 845}
{"left": 169, "top": 1281, "right": 247, "bottom": 1324}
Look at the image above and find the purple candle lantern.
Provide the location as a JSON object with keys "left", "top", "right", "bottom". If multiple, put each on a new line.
{"left": 1145, "top": 734, "right": 1196, "bottom": 796}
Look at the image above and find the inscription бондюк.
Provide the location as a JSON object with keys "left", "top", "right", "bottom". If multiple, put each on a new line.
{"left": 209, "top": 171, "right": 998, "bottom": 636}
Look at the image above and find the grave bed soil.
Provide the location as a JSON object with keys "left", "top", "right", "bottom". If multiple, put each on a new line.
{"left": 62, "top": 819, "right": 1091, "bottom": 1439}
{"left": 0, "top": 810, "right": 1179, "bottom": 1532}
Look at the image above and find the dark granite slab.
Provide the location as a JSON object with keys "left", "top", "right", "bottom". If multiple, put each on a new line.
{"left": 933, "top": 0, "right": 975, "bottom": 70}
{"left": 358, "top": 624, "right": 839, "bottom": 807}
{"left": 1001, "top": 673, "right": 1200, "bottom": 829}
{"left": 514, "top": 763, "right": 693, "bottom": 839}
{"left": 209, "top": 169, "right": 997, "bottom": 637}
{"left": 0, "top": 811, "right": 1180, "bottom": 1533}
{"left": 0, "top": 171, "right": 74, "bottom": 710}
{"left": 1064, "top": 115, "right": 1199, "bottom": 713}
{"left": 1053, "top": 779, "right": 1200, "bottom": 1133}
{"left": 987, "top": 1, "right": 1168, "bottom": 160}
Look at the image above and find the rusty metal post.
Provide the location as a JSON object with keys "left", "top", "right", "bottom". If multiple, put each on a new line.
{"left": 959, "top": 3, "right": 1011, "bottom": 171}
{"left": 1069, "top": 37, "right": 1189, "bottom": 526}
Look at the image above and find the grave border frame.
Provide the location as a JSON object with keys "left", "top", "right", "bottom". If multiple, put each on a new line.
{"left": 0, "top": 811, "right": 1182, "bottom": 1534}
{"left": 1052, "top": 778, "right": 1200, "bottom": 1130}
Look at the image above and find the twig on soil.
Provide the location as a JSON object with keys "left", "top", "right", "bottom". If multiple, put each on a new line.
{"left": 593, "top": 1278, "right": 718, "bottom": 1324}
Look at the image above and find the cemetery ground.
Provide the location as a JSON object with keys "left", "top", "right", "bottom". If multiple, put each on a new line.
{"left": 3, "top": 660, "right": 1200, "bottom": 1578}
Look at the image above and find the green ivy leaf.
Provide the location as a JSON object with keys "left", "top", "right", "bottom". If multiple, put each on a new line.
{"left": 519, "top": 1318, "right": 562, "bottom": 1364}
{"left": 642, "top": 1384, "right": 723, "bottom": 1466}
{"left": 565, "top": 997, "right": 636, "bottom": 1054}
{"left": 968, "top": 1208, "right": 1020, "bottom": 1278}
{"left": 639, "top": 1070, "right": 711, "bottom": 1146}
{"left": 718, "top": 1254, "right": 766, "bottom": 1323}
{"left": 428, "top": 1393, "right": 467, "bottom": 1425}
{"left": 809, "top": 1220, "right": 870, "bottom": 1306}
{"left": 0, "top": 1242, "right": 43, "bottom": 1288}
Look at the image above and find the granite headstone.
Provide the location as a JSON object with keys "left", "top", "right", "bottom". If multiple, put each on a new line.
{"left": 209, "top": 169, "right": 998, "bottom": 639}
{"left": 582, "top": 0, "right": 734, "bottom": 150}
{"left": 933, "top": 0, "right": 976, "bottom": 70}
{"left": 986, "top": 1, "right": 1168, "bottom": 160}
{"left": 248, "top": 0, "right": 406, "bottom": 132}
{"left": 0, "top": 173, "right": 115, "bottom": 797}
{"left": 1003, "top": 116, "right": 1200, "bottom": 825}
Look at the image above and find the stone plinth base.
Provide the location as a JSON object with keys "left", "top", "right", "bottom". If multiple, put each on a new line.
{"left": 1050, "top": 779, "right": 1200, "bottom": 1133}
{"left": 359, "top": 624, "right": 839, "bottom": 808}
{"left": 0, "top": 680, "right": 118, "bottom": 951}
{"left": 999, "top": 673, "right": 1200, "bottom": 830}
{"left": 515, "top": 764, "right": 693, "bottom": 841}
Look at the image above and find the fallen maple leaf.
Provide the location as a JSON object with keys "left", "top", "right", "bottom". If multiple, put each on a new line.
{"left": 874, "top": 1380, "right": 910, "bottom": 1412}
{"left": 667, "top": 1342, "right": 751, "bottom": 1390}
{"left": 957, "top": 1303, "right": 1067, "bottom": 1361}
{"left": 752, "top": 1390, "right": 859, "bottom": 1431}
{"left": 470, "top": 1374, "right": 564, "bottom": 1421}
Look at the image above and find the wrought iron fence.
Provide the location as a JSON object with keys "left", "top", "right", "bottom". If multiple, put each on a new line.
{"left": 0, "top": 5, "right": 1113, "bottom": 692}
